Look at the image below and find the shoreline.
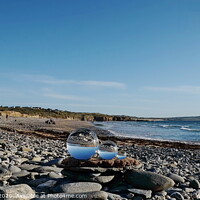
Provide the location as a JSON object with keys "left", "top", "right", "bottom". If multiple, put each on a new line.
{"left": 0, "top": 116, "right": 200, "bottom": 150}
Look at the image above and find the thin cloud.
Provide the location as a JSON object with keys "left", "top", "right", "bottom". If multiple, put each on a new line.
{"left": 80, "top": 80, "right": 125, "bottom": 88}
{"left": 44, "top": 93, "right": 90, "bottom": 101}
{"left": 23, "top": 74, "right": 126, "bottom": 89}
{"left": 144, "top": 86, "right": 200, "bottom": 94}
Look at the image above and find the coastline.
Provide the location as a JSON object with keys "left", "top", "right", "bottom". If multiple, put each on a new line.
{"left": 0, "top": 116, "right": 199, "bottom": 150}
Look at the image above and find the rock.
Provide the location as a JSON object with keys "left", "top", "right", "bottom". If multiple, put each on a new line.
{"left": 28, "top": 178, "right": 53, "bottom": 187}
{"left": 132, "top": 196, "right": 144, "bottom": 200}
{"left": 170, "top": 192, "right": 184, "bottom": 200}
{"left": 8, "top": 165, "right": 21, "bottom": 173}
{"left": 189, "top": 179, "right": 200, "bottom": 189}
{"left": 0, "top": 166, "right": 12, "bottom": 181}
{"left": 128, "top": 188, "right": 152, "bottom": 199}
{"left": 48, "top": 172, "right": 63, "bottom": 179}
{"left": 20, "top": 147, "right": 32, "bottom": 152}
{"left": 124, "top": 170, "right": 175, "bottom": 192}
{"left": 61, "top": 169, "right": 114, "bottom": 183}
{"left": 34, "top": 166, "right": 62, "bottom": 173}
{"left": 18, "top": 164, "right": 40, "bottom": 171}
{"left": 82, "top": 191, "right": 108, "bottom": 200}
{"left": 93, "top": 175, "right": 115, "bottom": 184}
{"left": 168, "top": 173, "right": 185, "bottom": 183}
{"left": 107, "top": 192, "right": 125, "bottom": 200}
{"left": 32, "top": 156, "right": 42, "bottom": 162}
{"left": 43, "top": 158, "right": 64, "bottom": 167}
{"left": 0, "top": 139, "right": 6, "bottom": 149}
{"left": 52, "top": 182, "right": 102, "bottom": 193}
{"left": 45, "top": 119, "right": 56, "bottom": 124}
{"left": 37, "top": 180, "right": 57, "bottom": 188}
{"left": 34, "top": 191, "right": 108, "bottom": 200}
{"left": 0, "top": 184, "right": 35, "bottom": 200}
{"left": 12, "top": 170, "right": 30, "bottom": 178}
{"left": 63, "top": 157, "right": 142, "bottom": 169}
{"left": 192, "top": 190, "right": 200, "bottom": 199}
{"left": 184, "top": 187, "right": 195, "bottom": 193}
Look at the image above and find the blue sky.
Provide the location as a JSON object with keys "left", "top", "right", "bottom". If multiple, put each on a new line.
{"left": 0, "top": 0, "right": 200, "bottom": 117}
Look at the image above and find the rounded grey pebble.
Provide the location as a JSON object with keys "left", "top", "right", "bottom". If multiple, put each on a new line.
{"left": 170, "top": 192, "right": 184, "bottom": 200}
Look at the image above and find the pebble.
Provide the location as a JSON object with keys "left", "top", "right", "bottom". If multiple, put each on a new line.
{"left": 170, "top": 192, "right": 184, "bottom": 200}
{"left": 189, "top": 179, "right": 200, "bottom": 189}
{"left": 12, "top": 170, "right": 30, "bottom": 178}
{"left": 0, "top": 184, "right": 35, "bottom": 200}
{"left": 53, "top": 182, "right": 102, "bottom": 193}
{"left": 124, "top": 170, "right": 175, "bottom": 192}
{"left": 8, "top": 165, "right": 21, "bottom": 173}
{"left": 128, "top": 188, "right": 152, "bottom": 198}
{"left": 168, "top": 173, "right": 185, "bottom": 183}
{"left": 0, "top": 167, "right": 12, "bottom": 181}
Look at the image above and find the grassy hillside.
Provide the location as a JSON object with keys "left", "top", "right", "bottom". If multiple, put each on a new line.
{"left": 0, "top": 106, "right": 135, "bottom": 121}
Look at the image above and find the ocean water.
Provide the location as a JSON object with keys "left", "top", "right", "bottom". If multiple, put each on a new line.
{"left": 95, "top": 121, "right": 200, "bottom": 143}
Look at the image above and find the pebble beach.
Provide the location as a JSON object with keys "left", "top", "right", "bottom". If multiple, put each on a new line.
{"left": 0, "top": 116, "right": 200, "bottom": 200}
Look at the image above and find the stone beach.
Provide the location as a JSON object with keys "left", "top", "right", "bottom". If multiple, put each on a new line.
{"left": 0, "top": 117, "right": 200, "bottom": 199}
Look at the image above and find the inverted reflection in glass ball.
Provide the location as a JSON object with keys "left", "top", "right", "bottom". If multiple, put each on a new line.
{"left": 98, "top": 140, "right": 118, "bottom": 160}
{"left": 67, "top": 128, "right": 99, "bottom": 160}
{"left": 117, "top": 150, "right": 127, "bottom": 159}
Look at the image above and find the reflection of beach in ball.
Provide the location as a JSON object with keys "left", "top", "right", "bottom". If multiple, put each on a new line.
{"left": 98, "top": 140, "right": 118, "bottom": 160}
{"left": 67, "top": 128, "right": 99, "bottom": 160}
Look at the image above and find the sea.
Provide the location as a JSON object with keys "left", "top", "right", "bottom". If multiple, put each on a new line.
{"left": 94, "top": 121, "right": 200, "bottom": 144}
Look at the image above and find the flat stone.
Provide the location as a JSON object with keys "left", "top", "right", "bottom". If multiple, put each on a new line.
{"left": 124, "top": 170, "right": 175, "bottom": 192}
{"left": 8, "top": 165, "right": 21, "bottom": 173}
{"left": 0, "top": 184, "right": 35, "bottom": 200}
{"left": 93, "top": 175, "right": 115, "bottom": 183}
{"left": 28, "top": 178, "right": 53, "bottom": 187}
{"left": 37, "top": 180, "right": 57, "bottom": 188}
{"left": 32, "top": 156, "right": 42, "bottom": 162}
{"left": 63, "top": 157, "right": 142, "bottom": 169}
{"left": 107, "top": 192, "right": 124, "bottom": 200}
{"left": 12, "top": 170, "right": 30, "bottom": 178}
{"left": 34, "top": 166, "right": 62, "bottom": 173}
{"left": 20, "top": 147, "right": 32, "bottom": 152}
{"left": 169, "top": 173, "right": 185, "bottom": 183}
{"left": 128, "top": 188, "right": 152, "bottom": 199}
{"left": 18, "top": 164, "right": 40, "bottom": 171}
{"left": 43, "top": 158, "right": 64, "bottom": 167}
{"left": 52, "top": 182, "right": 102, "bottom": 193}
{"left": 48, "top": 172, "right": 63, "bottom": 179}
{"left": 0, "top": 167, "right": 12, "bottom": 181}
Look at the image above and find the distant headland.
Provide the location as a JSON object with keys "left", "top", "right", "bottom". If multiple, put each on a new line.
{"left": 1, "top": 106, "right": 200, "bottom": 122}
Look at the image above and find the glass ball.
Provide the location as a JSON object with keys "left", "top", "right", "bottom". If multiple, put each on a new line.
{"left": 117, "top": 150, "right": 127, "bottom": 159}
{"left": 98, "top": 140, "right": 118, "bottom": 160}
{"left": 67, "top": 128, "right": 99, "bottom": 160}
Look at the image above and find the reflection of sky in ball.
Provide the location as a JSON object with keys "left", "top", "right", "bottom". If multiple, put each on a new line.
{"left": 67, "top": 128, "right": 99, "bottom": 160}
{"left": 99, "top": 141, "right": 118, "bottom": 160}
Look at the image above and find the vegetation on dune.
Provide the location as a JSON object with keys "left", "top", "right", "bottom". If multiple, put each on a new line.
{"left": 0, "top": 106, "right": 164, "bottom": 121}
{"left": 0, "top": 106, "right": 133, "bottom": 121}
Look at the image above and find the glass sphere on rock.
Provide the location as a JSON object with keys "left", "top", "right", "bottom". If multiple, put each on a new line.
{"left": 67, "top": 128, "right": 99, "bottom": 160}
{"left": 98, "top": 140, "right": 118, "bottom": 160}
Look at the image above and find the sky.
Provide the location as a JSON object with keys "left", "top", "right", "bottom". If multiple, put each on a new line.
{"left": 0, "top": 0, "right": 200, "bottom": 117}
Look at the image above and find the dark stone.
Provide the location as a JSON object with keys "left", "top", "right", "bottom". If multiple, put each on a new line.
{"left": 124, "top": 170, "right": 174, "bottom": 192}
